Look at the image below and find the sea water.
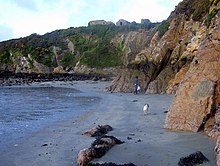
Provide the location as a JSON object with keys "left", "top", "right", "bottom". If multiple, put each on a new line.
{"left": 0, "top": 86, "right": 100, "bottom": 149}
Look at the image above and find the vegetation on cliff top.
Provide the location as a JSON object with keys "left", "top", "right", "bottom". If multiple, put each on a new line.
{"left": 0, "top": 22, "right": 159, "bottom": 69}
{"left": 158, "top": 20, "right": 170, "bottom": 37}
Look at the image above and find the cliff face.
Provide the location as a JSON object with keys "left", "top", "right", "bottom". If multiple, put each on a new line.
{"left": 108, "top": 20, "right": 181, "bottom": 92}
{"left": 165, "top": 13, "right": 220, "bottom": 134}
{"left": 109, "top": 0, "right": 220, "bottom": 140}
{"left": 109, "top": 0, "right": 219, "bottom": 94}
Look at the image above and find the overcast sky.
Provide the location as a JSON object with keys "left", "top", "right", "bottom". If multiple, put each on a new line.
{"left": 0, "top": 0, "right": 182, "bottom": 42}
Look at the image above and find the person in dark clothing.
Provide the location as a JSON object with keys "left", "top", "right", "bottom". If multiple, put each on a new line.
{"left": 134, "top": 76, "right": 139, "bottom": 94}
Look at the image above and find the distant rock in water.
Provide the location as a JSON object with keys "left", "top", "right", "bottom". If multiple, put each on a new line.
{"left": 178, "top": 151, "right": 209, "bottom": 166}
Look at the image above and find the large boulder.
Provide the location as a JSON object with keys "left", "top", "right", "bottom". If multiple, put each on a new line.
{"left": 30, "top": 58, "right": 52, "bottom": 74}
{"left": 165, "top": 16, "right": 220, "bottom": 132}
{"left": 53, "top": 66, "right": 66, "bottom": 74}
{"left": 178, "top": 151, "right": 209, "bottom": 166}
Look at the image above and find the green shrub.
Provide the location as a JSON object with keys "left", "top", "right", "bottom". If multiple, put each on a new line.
{"left": 11, "top": 48, "right": 22, "bottom": 58}
{"left": 116, "top": 41, "right": 125, "bottom": 57}
{"left": 41, "top": 54, "right": 53, "bottom": 67}
{"left": 69, "top": 30, "right": 123, "bottom": 68}
{"left": 205, "top": 8, "right": 218, "bottom": 26}
{"left": 210, "top": 0, "right": 220, "bottom": 5}
{"left": 0, "top": 51, "right": 11, "bottom": 64}
{"left": 80, "top": 42, "right": 122, "bottom": 68}
{"left": 192, "top": 0, "right": 210, "bottom": 21}
{"left": 158, "top": 21, "right": 170, "bottom": 37}
{"left": 61, "top": 52, "right": 76, "bottom": 68}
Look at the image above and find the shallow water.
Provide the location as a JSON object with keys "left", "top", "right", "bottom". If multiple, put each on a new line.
{"left": 0, "top": 86, "right": 100, "bottom": 149}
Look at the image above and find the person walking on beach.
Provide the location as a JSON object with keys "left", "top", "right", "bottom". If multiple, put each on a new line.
{"left": 134, "top": 76, "right": 139, "bottom": 94}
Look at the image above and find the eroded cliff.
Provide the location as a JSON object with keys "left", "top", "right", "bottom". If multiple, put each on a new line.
{"left": 165, "top": 18, "right": 220, "bottom": 133}
{"left": 109, "top": 0, "right": 219, "bottom": 94}
{"left": 109, "top": 0, "right": 220, "bottom": 141}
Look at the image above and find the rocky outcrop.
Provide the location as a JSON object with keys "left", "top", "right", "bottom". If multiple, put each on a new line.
{"left": 53, "top": 66, "right": 66, "bottom": 74}
{"left": 107, "top": 68, "right": 147, "bottom": 93}
{"left": 31, "top": 60, "right": 52, "bottom": 74}
{"left": 77, "top": 125, "right": 124, "bottom": 166}
{"left": 109, "top": 0, "right": 220, "bottom": 94}
{"left": 12, "top": 54, "right": 52, "bottom": 74}
{"left": 52, "top": 46, "right": 63, "bottom": 67}
{"left": 77, "top": 136, "right": 124, "bottom": 166}
{"left": 74, "top": 62, "right": 119, "bottom": 79}
{"left": 178, "top": 151, "right": 209, "bottom": 166}
{"left": 14, "top": 56, "right": 30, "bottom": 73}
{"left": 109, "top": 10, "right": 201, "bottom": 93}
{"left": 146, "top": 66, "right": 175, "bottom": 94}
{"left": 82, "top": 125, "right": 113, "bottom": 137}
{"left": 165, "top": 14, "right": 220, "bottom": 132}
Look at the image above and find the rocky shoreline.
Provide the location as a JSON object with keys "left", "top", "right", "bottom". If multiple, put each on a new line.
{"left": 0, "top": 72, "right": 111, "bottom": 86}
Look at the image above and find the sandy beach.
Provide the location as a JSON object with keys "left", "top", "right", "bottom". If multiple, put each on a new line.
{"left": 0, "top": 81, "right": 216, "bottom": 166}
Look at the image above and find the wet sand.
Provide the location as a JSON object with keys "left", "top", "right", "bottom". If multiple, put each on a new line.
{"left": 0, "top": 81, "right": 216, "bottom": 166}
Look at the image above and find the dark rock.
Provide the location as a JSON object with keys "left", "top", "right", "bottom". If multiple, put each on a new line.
{"left": 178, "top": 151, "right": 209, "bottom": 166}
{"left": 82, "top": 125, "right": 113, "bottom": 137}
{"left": 135, "top": 139, "right": 141, "bottom": 143}
{"left": 41, "top": 143, "right": 48, "bottom": 147}
{"left": 92, "top": 77, "right": 99, "bottom": 81}
{"left": 128, "top": 133, "right": 135, "bottom": 136}
{"left": 91, "top": 135, "right": 124, "bottom": 149}
{"left": 77, "top": 148, "right": 97, "bottom": 166}
{"left": 77, "top": 135, "right": 124, "bottom": 166}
